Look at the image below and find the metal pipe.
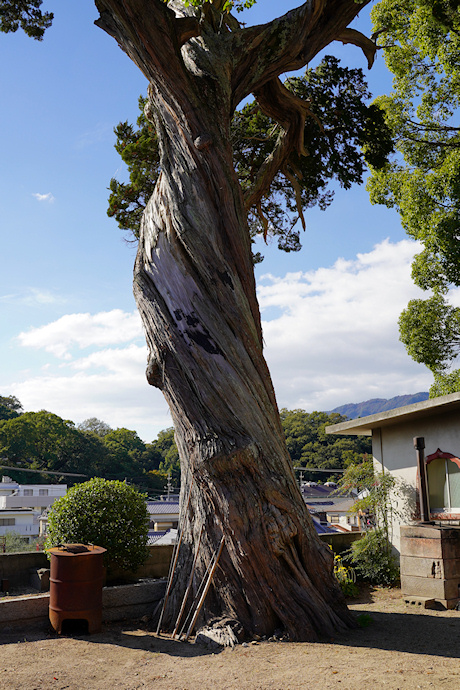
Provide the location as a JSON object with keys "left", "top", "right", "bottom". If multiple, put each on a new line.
{"left": 414, "top": 436, "right": 431, "bottom": 522}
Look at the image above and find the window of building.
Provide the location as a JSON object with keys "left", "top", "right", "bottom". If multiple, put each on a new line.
{"left": 330, "top": 515, "right": 340, "bottom": 524}
{"left": 427, "top": 449, "right": 460, "bottom": 512}
{"left": 39, "top": 489, "right": 48, "bottom": 496}
{"left": 0, "top": 518, "right": 15, "bottom": 526}
{"left": 23, "top": 489, "right": 33, "bottom": 496}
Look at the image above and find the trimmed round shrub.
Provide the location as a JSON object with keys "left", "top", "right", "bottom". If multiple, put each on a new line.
{"left": 45, "top": 478, "right": 149, "bottom": 571}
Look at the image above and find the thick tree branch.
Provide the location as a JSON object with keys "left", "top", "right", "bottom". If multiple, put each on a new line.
{"left": 94, "top": 0, "right": 192, "bottom": 84}
{"left": 230, "top": 0, "right": 373, "bottom": 109}
{"left": 337, "top": 28, "right": 377, "bottom": 69}
{"left": 244, "top": 77, "right": 314, "bottom": 212}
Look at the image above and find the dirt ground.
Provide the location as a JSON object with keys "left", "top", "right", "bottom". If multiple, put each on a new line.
{"left": 1, "top": 587, "right": 460, "bottom": 690}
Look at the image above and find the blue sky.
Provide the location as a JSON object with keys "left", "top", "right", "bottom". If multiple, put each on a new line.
{"left": 0, "top": 1, "right": 436, "bottom": 442}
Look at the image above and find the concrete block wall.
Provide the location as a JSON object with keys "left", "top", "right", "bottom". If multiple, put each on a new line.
{"left": 0, "top": 551, "right": 48, "bottom": 587}
{"left": 0, "top": 545, "right": 174, "bottom": 591}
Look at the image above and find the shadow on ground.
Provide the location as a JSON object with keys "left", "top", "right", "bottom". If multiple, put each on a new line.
{"left": 330, "top": 608, "right": 460, "bottom": 659}
{"left": 3, "top": 595, "right": 460, "bottom": 661}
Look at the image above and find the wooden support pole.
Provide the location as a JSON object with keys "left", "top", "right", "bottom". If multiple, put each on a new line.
{"left": 172, "top": 525, "right": 204, "bottom": 639}
{"left": 156, "top": 479, "right": 194, "bottom": 634}
{"left": 184, "top": 536, "right": 225, "bottom": 642}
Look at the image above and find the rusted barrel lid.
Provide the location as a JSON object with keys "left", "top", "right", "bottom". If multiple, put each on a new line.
{"left": 47, "top": 543, "right": 106, "bottom": 556}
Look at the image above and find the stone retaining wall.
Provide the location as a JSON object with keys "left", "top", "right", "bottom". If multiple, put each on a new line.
{"left": 0, "top": 579, "right": 166, "bottom": 631}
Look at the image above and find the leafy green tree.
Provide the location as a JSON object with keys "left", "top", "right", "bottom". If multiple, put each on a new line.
{"left": 399, "top": 295, "right": 460, "bottom": 372}
{"left": 45, "top": 478, "right": 149, "bottom": 571}
{"left": 78, "top": 417, "right": 113, "bottom": 437}
{"left": 102, "top": 427, "right": 146, "bottom": 478}
{"left": 0, "top": 0, "right": 53, "bottom": 39}
{"left": 145, "top": 468, "right": 170, "bottom": 494}
{"left": 151, "top": 427, "right": 180, "bottom": 476}
{"left": 109, "top": 57, "right": 392, "bottom": 258}
{"left": 0, "top": 394, "right": 23, "bottom": 421}
{"left": 0, "top": 410, "right": 112, "bottom": 483}
{"left": 367, "top": 0, "right": 460, "bottom": 392}
{"left": 430, "top": 369, "right": 460, "bottom": 397}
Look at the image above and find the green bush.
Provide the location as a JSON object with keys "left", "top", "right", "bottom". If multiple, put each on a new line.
{"left": 347, "top": 528, "right": 400, "bottom": 587}
{"left": 45, "top": 478, "right": 149, "bottom": 571}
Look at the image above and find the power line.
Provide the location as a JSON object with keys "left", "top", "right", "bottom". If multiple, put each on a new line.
{"left": 0, "top": 464, "right": 87, "bottom": 478}
{"left": 293, "top": 467, "right": 345, "bottom": 473}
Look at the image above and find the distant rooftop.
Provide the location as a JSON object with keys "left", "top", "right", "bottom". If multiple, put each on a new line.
{"left": 147, "top": 501, "right": 179, "bottom": 515}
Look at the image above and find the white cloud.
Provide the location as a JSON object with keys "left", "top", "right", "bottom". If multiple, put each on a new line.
{"left": 10, "top": 365, "right": 171, "bottom": 443}
{"left": 10, "top": 238, "right": 437, "bottom": 440}
{"left": 0, "top": 288, "right": 65, "bottom": 306}
{"left": 17, "top": 309, "right": 143, "bottom": 359}
{"left": 258, "top": 238, "right": 433, "bottom": 411}
{"left": 32, "top": 192, "right": 55, "bottom": 203}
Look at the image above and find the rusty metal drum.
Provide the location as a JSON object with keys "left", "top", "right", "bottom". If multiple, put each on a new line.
{"left": 48, "top": 544, "right": 106, "bottom": 634}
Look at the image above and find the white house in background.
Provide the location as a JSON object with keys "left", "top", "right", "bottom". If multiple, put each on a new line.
{"left": 326, "top": 392, "right": 460, "bottom": 554}
{"left": 0, "top": 508, "right": 38, "bottom": 543}
{"left": 0, "top": 476, "right": 67, "bottom": 512}
{"left": 0, "top": 476, "right": 67, "bottom": 542}
{"left": 300, "top": 482, "right": 360, "bottom": 532}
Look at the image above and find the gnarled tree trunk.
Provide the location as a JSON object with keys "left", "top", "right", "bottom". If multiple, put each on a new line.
{"left": 95, "top": 0, "right": 371, "bottom": 641}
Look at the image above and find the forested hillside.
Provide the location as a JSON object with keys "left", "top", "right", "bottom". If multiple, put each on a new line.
{"left": 280, "top": 409, "right": 372, "bottom": 480}
{"left": 0, "top": 396, "right": 176, "bottom": 496}
{"left": 0, "top": 395, "right": 373, "bottom": 490}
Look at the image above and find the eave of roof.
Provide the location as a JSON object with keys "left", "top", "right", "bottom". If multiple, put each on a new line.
{"left": 325, "top": 392, "right": 460, "bottom": 437}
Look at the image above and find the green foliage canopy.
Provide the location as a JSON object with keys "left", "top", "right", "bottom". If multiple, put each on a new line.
{"left": 0, "top": 0, "right": 53, "bottom": 39}
{"left": 78, "top": 417, "right": 112, "bottom": 437}
{"left": 399, "top": 294, "right": 460, "bottom": 372}
{"left": 0, "top": 397, "right": 180, "bottom": 495}
{"left": 0, "top": 410, "right": 105, "bottom": 481}
{"left": 367, "top": 0, "right": 460, "bottom": 392}
{"left": 0, "top": 394, "right": 23, "bottom": 421}
{"left": 45, "top": 478, "right": 149, "bottom": 570}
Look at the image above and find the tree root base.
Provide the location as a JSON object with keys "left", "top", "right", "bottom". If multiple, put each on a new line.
{"left": 195, "top": 617, "right": 245, "bottom": 648}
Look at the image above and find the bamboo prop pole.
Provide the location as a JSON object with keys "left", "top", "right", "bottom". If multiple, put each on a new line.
{"left": 172, "top": 524, "right": 204, "bottom": 639}
{"left": 183, "top": 535, "right": 225, "bottom": 642}
{"left": 156, "top": 478, "right": 194, "bottom": 635}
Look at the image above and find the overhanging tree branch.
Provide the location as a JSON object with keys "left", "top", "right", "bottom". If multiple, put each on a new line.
{"left": 230, "top": 0, "right": 373, "bottom": 108}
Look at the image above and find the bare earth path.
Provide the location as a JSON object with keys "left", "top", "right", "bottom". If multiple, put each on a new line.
{"left": 1, "top": 587, "right": 460, "bottom": 689}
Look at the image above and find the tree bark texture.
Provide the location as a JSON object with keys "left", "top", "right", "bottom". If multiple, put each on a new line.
{"left": 95, "top": 0, "right": 371, "bottom": 641}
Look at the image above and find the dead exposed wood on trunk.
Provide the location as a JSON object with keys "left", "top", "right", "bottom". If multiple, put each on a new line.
{"left": 94, "top": 0, "right": 371, "bottom": 641}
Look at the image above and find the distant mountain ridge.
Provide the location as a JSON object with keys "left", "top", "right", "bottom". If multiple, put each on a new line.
{"left": 330, "top": 392, "right": 429, "bottom": 420}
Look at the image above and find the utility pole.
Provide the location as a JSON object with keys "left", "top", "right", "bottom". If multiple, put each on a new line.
{"left": 164, "top": 473, "right": 174, "bottom": 500}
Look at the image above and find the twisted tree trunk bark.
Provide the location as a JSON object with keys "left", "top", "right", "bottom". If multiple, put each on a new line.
{"left": 95, "top": 0, "right": 369, "bottom": 641}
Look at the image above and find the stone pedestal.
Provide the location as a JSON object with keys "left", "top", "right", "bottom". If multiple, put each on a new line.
{"left": 400, "top": 524, "right": 460, "bottom": 609}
